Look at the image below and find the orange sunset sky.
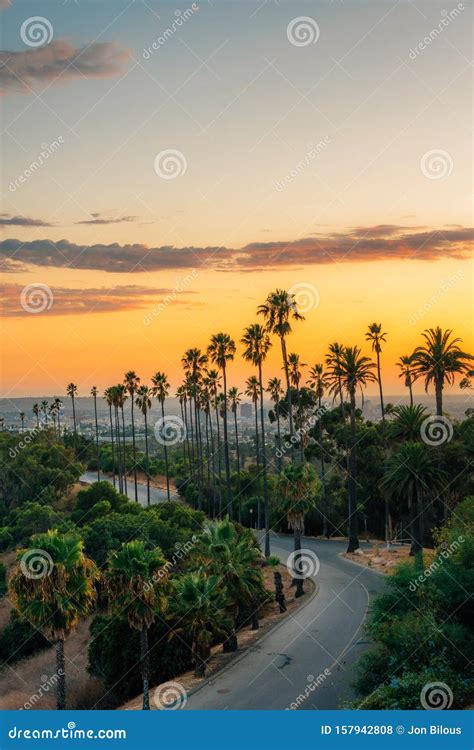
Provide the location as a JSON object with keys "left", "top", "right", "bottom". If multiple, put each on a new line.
{"left": 1, "top": 0, "right": 472, "bottom": 397}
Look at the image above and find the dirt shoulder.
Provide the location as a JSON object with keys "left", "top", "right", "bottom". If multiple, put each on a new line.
{"left": 342, "top": 543, "right": 435, "bottom": 574}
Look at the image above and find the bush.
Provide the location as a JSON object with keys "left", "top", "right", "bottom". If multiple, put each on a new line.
{"left": 0, "top": 528, "right": 13, "bottom": 551}
{"left": 0, "top": 563, "right": 6, "bottom": 597}
{"left": 0, "top": 610, "right": 50, "bottom": 668}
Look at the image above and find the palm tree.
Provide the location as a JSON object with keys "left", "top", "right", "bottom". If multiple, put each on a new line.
{"left": 90, "top": 387, "right": 100, "bottom": 481}
{"left": 277, "top": 464, "right": 319, "bottom": 597}
{"left": 104, "top": 388, "right": 116, "bottom": 489}
{"left": 267, "top": 377, "right": 284, "bottom": 472}
{"left": 66, "top": 383, "right": 78, "bottom": 439}
{"left": 49, "top": 402, "right": 58, "bottom": 436}
{"left": 288, "top": 352, "right": 306, "bottom": 463}
{"left": 258, "top": 289, "right": 304, "bottom": 452}
{"left": 365, "top": 323, "right": 387, "bottom": 424}
{"left": 151, "top": 371, "right": 171, "bottom": 500}
{"left": 206, "top": 369, "right": 222, "bottom": 514}
{"left": 136, "top": 385, "right": 152, "bottom": 506}
{"left": 32, "top": 403, "right": 40, "bottom": 429}
{"left": 245, "top": 375, "right": 261, "bottom": 528}
{"left": 387, "top": 404, "right": 428, "bottom": 442}
{"left": 382, "top": 442, "right": 445, "bottom": 561}
{"left": 176, "top": 384, "right": 190, "bottom": 474}
{"left": 228, "top": 386, "right": 242, "bottom": 521}
{"left": 9, "top": 530, "right": 98, "bottom": 710}
{"left": 332, "top": 346, "right": 377, "bottom": 552}
{"left": 308, "top": 363, "right": 329, "bottom": 537}
{"left": 207, "top": 334, "right": 236, "bottom": 519}
{"left": 411, "top": 327, "right": 473, "bottom": 416}
{"left": 171, "top": 573, "right": 231, "bottom": 677}
{"left": 242, "top": 323, "right": 272, "bottom": 556}
{"left": 397, "top": 355, "right": 415, "bottom": 406}
{"left": 53, "top": 397, "right": 63, "bottom": 436}
{"left": 182, "top": 349, "right": 208, "bottom": 499}
{"left": 116, "top": 384, "right": 129, "bottom": 497}
{"left": 107, "top": 540, "right": 168, "bottom": 710}
{"left": 124, "top": 371, "right": 140, "bottom": 503}
{"left": 19, "top": 411, "right": 25, "bottom": 432}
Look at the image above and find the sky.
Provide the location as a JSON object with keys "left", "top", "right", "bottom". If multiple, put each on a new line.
{"left": 0, "top": 0, "right": 472, "bottom": 397}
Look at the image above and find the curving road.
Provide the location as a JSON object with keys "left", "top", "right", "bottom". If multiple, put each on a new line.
{"left": 80, "top": 471, "right": 178, "bottom": 505}
{"left": 184, "top": 533, "right": 385, "bottom": 710}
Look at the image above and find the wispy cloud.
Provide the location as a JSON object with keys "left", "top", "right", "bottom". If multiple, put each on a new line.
{"left": 0, "top": 283, "right": 196, "bottom": 316}
{"left": 75, "top": 213, "right": 138, "bottom": 225}
{"left": 0, "top": 214, "right": 53, "bottom": 227}
{"left": 0, "top": 39, "right": 131, "bottom": 95}
{"left": 0, "top": 226, "right": 471, "bottom": 274}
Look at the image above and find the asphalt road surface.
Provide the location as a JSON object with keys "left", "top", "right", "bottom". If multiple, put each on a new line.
{"left": 80, "top": 471, "right": 178, "bottom": 505}
{"left": 184, "top": 532, "right": 385, "bottom": 710}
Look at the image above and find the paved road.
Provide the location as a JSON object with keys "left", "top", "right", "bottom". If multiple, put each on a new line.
{"left": 80, "top": 471, "right": 178, "bottom": 506}
{"left": 184, "top": 533, "right": 385, "bottom": 710}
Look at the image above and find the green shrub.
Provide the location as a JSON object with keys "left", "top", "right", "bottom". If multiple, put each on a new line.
{"left": 0, "top": 610, "right": 50, "bottom": 667}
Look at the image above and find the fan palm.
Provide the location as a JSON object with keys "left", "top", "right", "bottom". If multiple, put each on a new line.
{"left": 267, "top": 376, "right": 284, "bottom": 472}
{"left": 365, "top": 323, "right": 387, "bottom": 425}
{"left": 228, "top": 386, "right": 242, "bottom": 521}
{"left": 245, "top": 375, "right": 262, "bottom": 527}
{"left": 207, "top": 333, "right": 236, "bottom": 519}
{"left": 136, "top": 385, "right": 152, "bottom": 506}
{"left": 104, "top": 388, "right": 117, "bottom": 489}
{"left": 9, "top": 530, "right": 99, "bottom": 710}
{"left": 32, "top": 403, "right": 40, "bottom": 429}
{"left": 411, "top": 327, "right": 473, "bottom": 416}
{"left": 19, "top": 411, "right": 25, "bottom": 432}
{"left": 151, "top": 371, "right": 171, "bottom": 500}
{"left": 387, "top": 404, "right": 428, "bottom": 442}
{"left": 115, "top": 384, "right": 129, "bottom": 496}
{"left": 308, "top": 363, "right": 329, "bottom": 537}
{"left": 397, "top": 355, "right": 415, "bottom": 406}
{"left": 288, "top": 352, "right": 306, "bottom": 462}
{"left": 107, "top": 540, "right": 168, "bottom": 710}
{"left": 66, "top": 383, "right": 78, "bottom": 438}
{"left": 90, "top": 387, "right": 100, "bottom": 480}
{"left": 124, "top": 371, "right": 140, "bottom": 503}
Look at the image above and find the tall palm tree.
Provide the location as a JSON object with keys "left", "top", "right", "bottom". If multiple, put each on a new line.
{"left": 53, "top": 397, "right": 63, "bottom": 436}
{"left": 387, "top": 404, "right": 428, "bottom": 442}
{"left": 206, "top": 369, "right": 222, "bottom": 513}
{"left": 228, "top": 386, "right": 242, "bottom": 521}
{"left": 258, "top": 289, "right": 304, "bottom": 452}
{"left": 176, "top": 384, "right": 190, "bottom": 474}
{"left": 365, "top": 323, "right": 387, "bottom": 424}
{"left": 411, "top": 327, "right": 473, "bottom": 416}
{"left": 107, "top": 541, "right": 168, "bottom": 710}
{"left": 245, "top": 375, "right": 261, "bottom": 528}
{"left": 267, "top": 377, "right": 284, "bottom": 472}
{"left": 19, "top": 411, "right": 25, "bottom": 432}
{"left": 308, "top": 363, "right": 329, "bottom": 537}
{"left": 207, "top": 333, "right": 236, "bottom": 519}
{"left": 124, "top": 371, "right": 140, "bottom": 503}
{"left": 397, "top": 355, "right": 415, "bottom": 406}
{"left": 182, "top": 349, "right": 208, "bottom": 498}
{"left": 9, "top": 530, "right": 98, "bottom": 710}
{"left": 241, "top": 323, "right": 272, "bottom": 556}
{"left": 332, "top": 346, "right": 377, "bottom": 552}
{"left": 116, "top": 384, "right": 129, "bottom": 497}
{"left": 151, "top": 371, "right": 171, "bottom": 500}
{"left": 41, "top": 400, "right": 49, "bottom": 427}
{"left": 288, "top": 352, "right": 306, "bottom": 463}
{"left": 136, "top": 385, "right": 152, "bottom": 506}
{"left": 66, "top": 383, "right": 78, "bottom": 439}
{"left": 90, "top": 387, "right": 100, "bottom": 481}
{"left": 104, "top": 388, "right": 116, "bottom": 489}
{"left": 32, "top": 403, "right": 40, "bottom": 429}
{"left": 49, "top": 402, "right": 58, "bottom": 436}
{"left": 277, "top": 464, "right": 319, "bottom": 597}
{"left": 382, "top": 442, "right": 445, "bottom": 561}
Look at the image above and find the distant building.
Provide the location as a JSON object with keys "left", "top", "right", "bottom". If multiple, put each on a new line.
{"left": 240, "top": 403, "right": 254, "bottom": 418}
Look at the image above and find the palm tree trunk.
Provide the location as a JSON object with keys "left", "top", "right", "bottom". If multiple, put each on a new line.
{"left": 55, "top": 638, "right": 66, "bottom": 710}
{"left": 233, "top": 409, "right": 242, "bottom": 523}
{"left": 215, "top": 404, "right": 223, "bottom": 517}
{"left": 408, "top": 379, "right": 414, "bottom": 407}
{"left": 347, "top": 389, "right": 359, "bottom": 553}
{"left": 296, "top": 384, "right": 305, "bottom": 464}
{"left": 108, "top": 403, "right": 116, "bottom": 489}
{"left": 435, "top": 379, "right": 443, "bottom": 416}
{"left": 71, "top": 395, "right": 77, "bottom": 439}
{"left": 194, "top": 400, "right": 203, "bottom": 510}
{"left": 57, "top": 411, "right": 61, "bottom": 437}
{"left": 377, "top": 351, "right": 390, "bottom": 548}
{"left": 188, "top": 399, "right": 195, "bottom": 479}
{"left": 280, "top": 336, "right": 294, "bottom": 459}
{"left": 253, "top": 400, "right": 261, "bottom": 529}
{"left": 318, "top": 395, "right": 328, "bottom": 538}
{"left": 258, "top": 363, "right": 270, "bottom": 556}
{"left": 222, "top": 366, "right": 233, "bottom": 519}
{"left": 120, "top": 407, "right": 128, "bottom": 496}
{"left": 294, "top": 527, "right": 305, "bottom": 598}
{"left": 208, "top": 408, "right": 217, "bottom": 517}
{"left": 93, "top": 395, "right": 100, "bottom": 481}
{"left": 160, "top": 401, "right": 171, "bottom": 500}
{"left": 144, "top": 410, "right": 150, "bottom": 506}
{"left": 140, "top": 627, "right": 150, "bottom": 710}
{"left": 276, "top": 407, "right": 282, "bottom": 472}
{"left": 130, "top": 396, "right": 138, "bottom": 503}
{"left": 114, "top": 406, "right": 123, "bottom": 493}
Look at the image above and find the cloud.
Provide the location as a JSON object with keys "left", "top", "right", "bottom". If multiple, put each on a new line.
{"left": 0, "top": 214, "right": 53, "bottom": 227}
{"left": 0, "top": 283, "right": 196, "bottom": 317}
{"left": 0, "top": 226, "right": 471, "bottom": 274}
{"left": 0, "top": 39, "right": 131, "bottom": 95}
{"left": 75, "top": 214, "right": 138, "bottom": 225}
